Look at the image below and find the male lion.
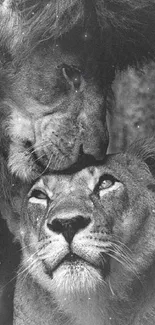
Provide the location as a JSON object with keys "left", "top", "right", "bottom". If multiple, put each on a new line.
{"left": 4, "top": 138, "right": 155, "bottom": 325}
{"left": 1, "top": 1, "right": 155, "bottom": 180}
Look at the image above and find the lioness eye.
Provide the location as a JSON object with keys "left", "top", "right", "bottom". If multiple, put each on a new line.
{"left": 99, "top": 179, "right": 114, "bottom": 190}
{"left": 98, "top": 174, "right": 116, "bottom": 190}
{"left": 30, "top": 189, "right": 48, "bottom": 200}
{"left": 94, "top": 174, "right": 120, "bottom": 197}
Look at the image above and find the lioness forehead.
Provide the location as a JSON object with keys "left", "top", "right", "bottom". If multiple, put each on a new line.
{"left": 32, "top": 166, "right": 103, "bottom": 195}
{"left": 30, "top": 152, "right": 147, "bottom": 194}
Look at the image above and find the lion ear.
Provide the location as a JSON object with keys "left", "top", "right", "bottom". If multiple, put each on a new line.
{"left": 127, "top": 137, "right": 155, "bottom": 177}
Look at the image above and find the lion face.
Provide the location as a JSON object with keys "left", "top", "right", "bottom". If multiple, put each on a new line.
{"left": 0, "top": 3, "right": 109, "bottom": 181}
{"left": 3, "top": 38, "right": 108, "bottom": 181}
{"left": 13, "top": 141, "right": 155, "bottom": 314}
{"left": 1, "top": 0, "right": 155, "bottom": 183}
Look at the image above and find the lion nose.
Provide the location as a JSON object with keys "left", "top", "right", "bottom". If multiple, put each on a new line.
{"left": 62, "top": 64, "right": 82, "bottom": 91}
{"left": 47, "top": 216, "right": 91, "bottom": 244}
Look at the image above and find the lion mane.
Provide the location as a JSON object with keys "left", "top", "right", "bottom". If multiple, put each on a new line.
{"left": 0, "top": 0, "right": 155, "bottom": 181}
{"left": 1, "top": 1, "right": 155, "bottom": 324}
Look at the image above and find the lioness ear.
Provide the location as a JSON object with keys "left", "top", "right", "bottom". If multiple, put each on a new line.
{"left": 127, "top": 137, "right": 155, "bottom": 177}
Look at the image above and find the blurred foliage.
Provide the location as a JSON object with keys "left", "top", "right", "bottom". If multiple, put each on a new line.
{"left": 108, "top": 62, "right": 155, "bottom": 153}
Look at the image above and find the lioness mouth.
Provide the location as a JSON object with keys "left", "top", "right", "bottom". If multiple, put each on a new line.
{"left": 64, "top": 253, "right": 80, "bottom": 262}
{"left": 43, "top": 253, "right": 86, "bottom": 278}
{"left": 43, "top": 252, "right": 110, "bottom": 280}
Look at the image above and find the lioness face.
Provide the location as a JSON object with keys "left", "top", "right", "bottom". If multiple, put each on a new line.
{"left": 14, "top": 149, "right": 155, "bottom": 305}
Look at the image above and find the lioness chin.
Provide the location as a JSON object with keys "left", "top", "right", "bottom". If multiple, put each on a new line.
{"left": 5, "top": 138, "right": 155, "bottom": 325}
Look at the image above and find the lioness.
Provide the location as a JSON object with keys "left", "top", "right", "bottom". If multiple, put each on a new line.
{"left": 5, "top": 138, "right": 155, "bottom": 325}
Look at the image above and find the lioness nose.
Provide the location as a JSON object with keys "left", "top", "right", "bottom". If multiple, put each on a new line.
{"left": 47, "top": 216, "right": 90, "bottom": 244}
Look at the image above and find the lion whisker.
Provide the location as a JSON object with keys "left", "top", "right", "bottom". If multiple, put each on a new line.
{"left": 33, "top": 153, "right": 49, "bottom": 163}
{"left": 27, "top": 141, "right": 52, "bottom": 154}
{"left": 38, "top": 151, "right": 53, "bottom": 177}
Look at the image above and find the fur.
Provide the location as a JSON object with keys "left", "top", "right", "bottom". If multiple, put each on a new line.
{"left": 0, "top": 0, "right": 155, "bottom": 181}
{"left": 1, "top": 2, "right": 155, "bottom": 323}
{"left": 1, "top": 1, "right": 155, "bottom": 67}
{"left": 2, "top": 137, "right": 155, "bottom": 325}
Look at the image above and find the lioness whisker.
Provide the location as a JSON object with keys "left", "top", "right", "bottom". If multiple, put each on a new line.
{"left": 108, "top": 247, "right": 134, "bottom": 266}
{"left": 89, "top": 242, "right": 132, "bottom": 260}
{"left": 110, "top": 244, "right": 133, "bottom": 262}
{"left": 18, "top": 242, "right": 38, "bottom": 252}
{"left": 0, "top": 272, "right": 19, "bottom": 291}
{"left": 111, "top": 237, "right": 133, "bottom": 254}
{"left": 0, "top": 256, "right": 39, "bottom": 291}
{"left": 18, "top": 259, "right": 39, "bottom": 281}
{"left": 107, "top": 252, "right": 133, "bottom": 270}
{"left": 107, "top": 251, "right": 142, "bottom": 284}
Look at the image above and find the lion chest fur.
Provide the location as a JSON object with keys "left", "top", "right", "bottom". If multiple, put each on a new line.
{"left": 12, "top": 139, "right": 155, "bottom": 325}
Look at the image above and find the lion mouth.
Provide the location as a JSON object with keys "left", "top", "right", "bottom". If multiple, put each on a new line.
{"left": 29, "top": 140, "right": 100, "bottom": 174}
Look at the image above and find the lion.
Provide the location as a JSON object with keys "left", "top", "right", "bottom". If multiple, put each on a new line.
{"left": 1, "top": 1, "right": 155, "bottom": 324}
{"left": 3, "top": 137, "right": 155, "bottom": 325}
{"left": 0, "top": 1, "right": 155, "bottom": 181}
